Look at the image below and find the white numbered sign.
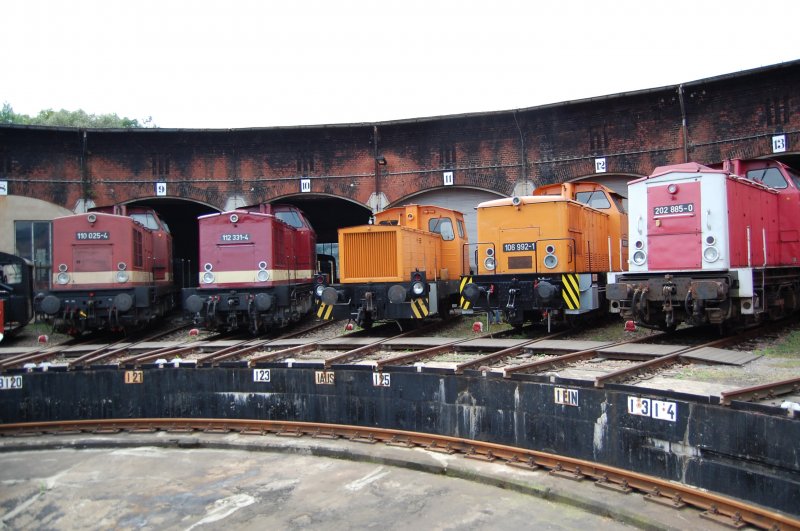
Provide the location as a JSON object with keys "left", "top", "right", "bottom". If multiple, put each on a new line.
{"left": 627, "top": 396, "right": 676, "bottom": 422}
{"left": 253, "top": 369, "right": 271, "bottom": 382}
{"left": 443, "top": 171, "right": 454, "bottom": 186}
{"left": 300, "top": 178, "right": 311, "bottom": 192}
{"left": 772, "top": 134, "right": 787, "bottom": 153}
{"left": 554, "top": 387, "right": 579, "bottom": 407}
{"left": 595, "top": 157, "right": 607, "bottom": 173}
{"left": 372, "top": 372, "right": 390, "bottom": 387}
{"left": 155, "top": 182, "right": 167, "bottom": 196}
{"left": 0, "top": 375, "right": 23, "bottom": 390}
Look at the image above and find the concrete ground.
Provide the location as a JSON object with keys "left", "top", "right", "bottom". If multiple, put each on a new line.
{"left": 0, "top": 432, "right": 734, "bottom": 531}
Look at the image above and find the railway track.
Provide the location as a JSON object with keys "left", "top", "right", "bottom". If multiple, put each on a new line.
{"left": 0, "top": 418, "right": 797, "bottom": 530}
{"left": 1, "top": 317, "right": 797, "bottom": 407}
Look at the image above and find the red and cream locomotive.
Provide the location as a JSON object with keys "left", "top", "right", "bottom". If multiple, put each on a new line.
{"left": 606, "top": 159, "right": 800, "bottom": 331}
{"left": 40, "top": 206, "right": 176, "bottom": 335}
{"left": 182, "top": 203, "right": 317, "bottom": 333}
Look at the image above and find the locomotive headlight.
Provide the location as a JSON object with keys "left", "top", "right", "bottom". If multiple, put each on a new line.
{"left": 411, "top": 281, "right": 425, "bottom": 295}
{"left": 256, "top": 270, "right": 270, "bottom": 282}
{"left": 543, "top": 254, "right": 558, "bottom": 269}
{"left": 632, "top": 250, "right": 647, "bottom": 265}
{"left": 204, "top": 263, "right": 213, "bottom": 272}
{"left": 484, "top": 256, "right": 496, "bottom": 271}
{"left": 634, "top": 240, "right": 644, "bottom": 249}
{"left": 117, "top": 262, "right": 127, "bottom": 271}
{"left": 229, "top": 214, "right": 239, "bottom": 223}
{"left": 667, "top": 183, "right": 679, "bottom": 194}
{"left": 56, "top": 272, "right": 70, "bottom": 284}
{"left": 258, "top": 261, "right": 267, "bottom": 270}
{"left": 315, "top": 284, "right": 325, "bottom": 298}
{"left": 58, "top": 263, "right": 68, "bottom": 272}
{"left": 703, "top": 246, "right": 720, "bottom": 263}
{"left": 202, "top": 271, "right": 215, "bottom": 284}
{"left": 116, "top": 270, "right": 129, "bottom": 283}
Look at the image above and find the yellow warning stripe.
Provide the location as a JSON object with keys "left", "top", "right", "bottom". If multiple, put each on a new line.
{"left": 561, "top": 274, "right": 580, "bottom": 310}
{"left": 316, "top": 302, "right": 333, "bottom": 320}
{"left": 411, "top": 298, "right": 429, "bottom": 318}
{"left": 459, "top": 276, "right": 472, "bottom": 309}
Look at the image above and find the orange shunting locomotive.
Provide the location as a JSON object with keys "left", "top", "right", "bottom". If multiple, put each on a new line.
{"left": 314, "top": 204, "right": 469, "bottom": 328}
{"left": 460, "top": 182, "right": 628, "bottom": 328}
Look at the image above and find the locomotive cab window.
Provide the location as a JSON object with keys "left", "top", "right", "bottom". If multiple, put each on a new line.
{"left": 457, "top": 219, "right": 466, "bottom": 239}
{"left": 747, "top": 167, "right": 788, "bottom": 189}
{"left": 575, "top": 190, "right": 611, "bottom": 209}
{"left": 276, "top": 210, "right": 305, "bottom": 229}
{"left": 130, "top": 212, "right": 161, "bottom": 230}
{"left": 1, "top": 264, "right": 22, "bottom": 285}
{"left": 429, "top": 217, "right": 455, "bottom": 241}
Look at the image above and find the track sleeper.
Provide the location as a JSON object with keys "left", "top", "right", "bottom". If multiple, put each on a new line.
{"left": 385, "top": 436, "right": 414, "bottom": 448}
{"left": 465, "top": 447, "right": 496, "bottom": 462}
{"left": 426, "top": 441, "right": 455, "bottom": 454}
{"left": 699, "top": 507, "right": 746, "bottom": 529}
{"left": 549, "top": 463, "right": 585, "bottom": 482}
{"left": 350, "top": 432, "right": 377, "bottom": 444}
{"left": 644, "top": 488, "right": 686, "bottom": 509}
{"left": 506, "top": 456, "right": 539, "bottom": 470}
{"left": 595, "top": 476, "right": 632, "bottom": 494}
{"left": 312, "top": 429, "right": 339, "bottom": 440}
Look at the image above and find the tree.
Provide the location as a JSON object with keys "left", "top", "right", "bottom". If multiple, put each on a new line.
{"left": 0, "top": 102, "right": 155, "bottom": 128}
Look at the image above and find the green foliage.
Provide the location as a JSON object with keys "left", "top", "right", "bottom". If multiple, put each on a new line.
{"left": 1, "top": 102, "right": 154, "bottom": 128}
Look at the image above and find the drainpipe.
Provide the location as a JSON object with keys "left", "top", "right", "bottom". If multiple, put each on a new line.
{"left": 373, "top": 125, "right": 381, "bottom": 211}
{"left": 513, "top": 111, "right": 527, "bottom": 192}
{"left": 677, "top": 84, "right": 689, "bottom": 163}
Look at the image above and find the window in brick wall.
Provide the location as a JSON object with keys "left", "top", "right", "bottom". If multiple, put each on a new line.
{"left": 0, "top": 154, "right": 10, "bottom": 177}
{"left": 152, "top": 154, "right": 170, "bottom": 177}
{"left": 297, "top": 152, "right": 315, "bottom": 174}
{"left": 588, "top": 125, "right": 608, "bottom": 152}
{"left": 765, "top": 94, "right": 790, "bottom": 127}
{"left": 440, "top": 145, "right": 456, "bottom": 169}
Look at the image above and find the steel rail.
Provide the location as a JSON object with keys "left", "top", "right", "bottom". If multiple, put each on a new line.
{"left": 0, "top": 418, "right": 797, "bottom": 530}
{"left": 502, "top": 332, "right": 665, "bottom": 377}
{"left": 720, "top": 376, "right": 800, "bottom": 406}
{"left": 593, "top": 330, "right": 777, "bottom": 388}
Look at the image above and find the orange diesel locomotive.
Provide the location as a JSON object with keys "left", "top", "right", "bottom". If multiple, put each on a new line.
{"left": 314, "top": 204, "right": 468, "bottom": 328}
{"left": 40, "top": 206, "right": 176, "bottom": 335}
{"left": 459, "top": 182, "right": 628, "bottom": 328}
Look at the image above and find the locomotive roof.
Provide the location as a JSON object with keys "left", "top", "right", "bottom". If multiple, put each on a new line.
{"left": 476, "top": 181, "right": 617, "bottom": 209}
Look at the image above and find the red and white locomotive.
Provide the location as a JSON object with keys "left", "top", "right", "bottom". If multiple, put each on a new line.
{"left": 606, "top": 159, "right": 800, "bottom": 330}
{"left": 182, "top": 203, "right": 317, "bottom": 333}
{"left": 40, "top": 206, "right": 176, "bottom": 335}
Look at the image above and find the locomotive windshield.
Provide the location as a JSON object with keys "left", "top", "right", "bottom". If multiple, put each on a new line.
{"left": 1, "top": 263, "right": 22, "bottom": 286}
{"left": 275, "top": 210, "right": 305, "bottom": 228}
{"left": 575, "top": 190, "right": 611, "bottom": 209}
{"left": 130, "top": 212, "right": 168, "bottom": 231}
{"left": 746, "top": 167, "right": 788, "bottom": 189}
{"left": 428, "top": 217, "right": 455, "bottom": 241}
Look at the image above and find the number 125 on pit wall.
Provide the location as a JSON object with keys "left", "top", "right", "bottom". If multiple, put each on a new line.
{"left": 627, "top": 396, "right": 677, "bottom": 422}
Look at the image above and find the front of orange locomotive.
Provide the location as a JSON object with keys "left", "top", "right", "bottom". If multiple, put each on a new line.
{"left": 182, "top": 205, "right": 316, "bottom": 334}
{"left": 459, "top": 184, "right": 628, "bottom": 329}
{"left": 39, "top": 209, "right": 174, "bottom": 335}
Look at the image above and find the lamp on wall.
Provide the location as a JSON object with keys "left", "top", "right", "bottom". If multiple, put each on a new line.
{"left": 376, "top": 156, "right": 387, "bottom": 165}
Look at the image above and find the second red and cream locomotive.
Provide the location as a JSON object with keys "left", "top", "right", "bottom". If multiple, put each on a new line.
{"left": 606, "top": 159, "right": 800, "bottom": 330}
{"left": 182, "top": 203, "right": 317, "bottom": 333}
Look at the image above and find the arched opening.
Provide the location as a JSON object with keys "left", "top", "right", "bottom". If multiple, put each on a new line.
{"left": 391, "top": 186, "right": 505, "bottom": 249}
{"left": 269, "top": 194, "right": 373, "bottom": 280}
{"left": 123, "top": 197, "right": 219, "bottom": 288}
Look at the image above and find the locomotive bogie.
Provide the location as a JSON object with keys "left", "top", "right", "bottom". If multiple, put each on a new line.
{"left": 607, "top": 159, "right": 800, "bottom": 330}
{"left": 459, "top": 182, "right": 628, "bottom": 328}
